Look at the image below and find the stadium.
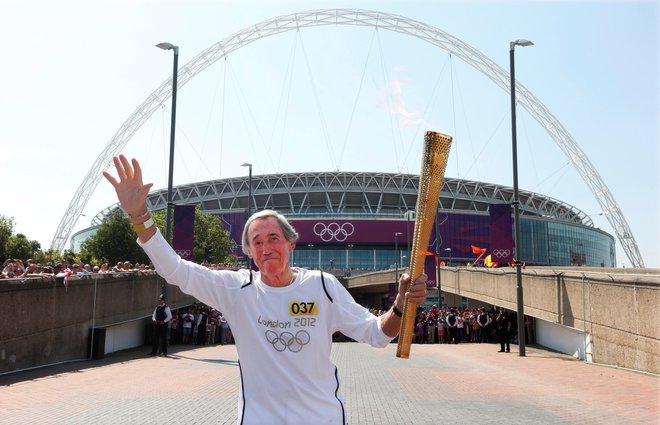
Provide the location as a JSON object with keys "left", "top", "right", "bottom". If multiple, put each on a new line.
{"left": 74, "top": 171, "right": 616, "bottom": 271}
{"left": 56, "top": 10, "right": 643, "bottom": 272}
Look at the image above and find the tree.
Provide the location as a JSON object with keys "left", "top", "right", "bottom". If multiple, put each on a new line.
{"left": 80, "top": 207, "right": 233, "bottom": 265}
{"left": 5, "top": 233, "right": 41, "bottom": 260}
{"left": 151, "top": 207, "right": 233, "bottom": 264}
{"left": 81, "top": 211, "right": 149, "bottom": 265}
{"left": 33, "top": 248, "right": 64, "bottom": 266}
{"left": 0, "top": 215, "right": 14, "bottom": 260}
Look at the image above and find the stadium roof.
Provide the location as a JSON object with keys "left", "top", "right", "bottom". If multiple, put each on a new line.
{"left": 92, "top": 172, "right": 593, "bottom": 226}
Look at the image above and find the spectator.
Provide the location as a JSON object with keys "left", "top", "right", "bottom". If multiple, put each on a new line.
{"left": 476, "top": 307, "right": 489, "bottom": 343}
{"left": 168, "top": 310, "right": 179, "bottom": 344}
{"left": 148, "top": 294, "right": 172, "bottom": 356}
{"left": 196, "top": 307, "right": 208, "bottom": 345}
{"left": 181, "top": 308, "right": 194, "bottom": 345}
{"left": 219, "top": 313, "right": 229, "bottom": 345}
{"left": 496, "top": 308, "right": 512, "bottom": 353}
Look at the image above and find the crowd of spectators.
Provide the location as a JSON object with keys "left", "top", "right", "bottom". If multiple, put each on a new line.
{"left": 5, "top": 256, "right": 527, "bottom": 348}
{"left": 0, "top": 257, "right": 245, "bottom": 280}
{"left": 369, "top": 305, "right": 519, "bottom": 345}
{"left": 166, "top": 302, "right": 234, "bottom": 346}
{"left": 0, "top": 257, "right": 155, "bottom": 279}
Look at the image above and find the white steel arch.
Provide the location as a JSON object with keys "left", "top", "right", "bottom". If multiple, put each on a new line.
{"left": 51, "top": 8, "right": 644, "bottom": 267}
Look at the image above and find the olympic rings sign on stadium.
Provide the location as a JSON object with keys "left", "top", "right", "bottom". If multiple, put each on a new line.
{"left": 492, "top": 249, "right": 511, "bottom": 258}
{"left": 265, "top": 330, "right": 311, "bottom": 353}
{"left": 313, "top": 222, "right": 354, "bottom": 242}
{"left": 175, "top": 249, "right": 192, "bottom": 258}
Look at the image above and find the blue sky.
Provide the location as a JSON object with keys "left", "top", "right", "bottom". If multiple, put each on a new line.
{"left": 1, "top": 0, "right": 658, "bottom": 268}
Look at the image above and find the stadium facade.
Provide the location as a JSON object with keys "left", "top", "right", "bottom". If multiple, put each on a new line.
{"left": 75, "top": 171, "right": 616, "bottom": 271}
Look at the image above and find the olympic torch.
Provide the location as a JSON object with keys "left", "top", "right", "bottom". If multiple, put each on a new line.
{"left": 396, "top": 131, "right": 452, "bottom": 359}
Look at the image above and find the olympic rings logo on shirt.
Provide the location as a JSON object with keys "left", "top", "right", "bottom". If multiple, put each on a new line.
{"left": 493, "top": 249, "right": 511, "bottom": 258}
{"left": 313, "top": 222, "right": 354, "bottom": 242}
{"left": 265, "top": 330, "right": 311, "bottom": 353}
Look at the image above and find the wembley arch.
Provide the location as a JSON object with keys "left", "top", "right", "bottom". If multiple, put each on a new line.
{"left": 51, "top": 8, "right": 645, "bottom": 268}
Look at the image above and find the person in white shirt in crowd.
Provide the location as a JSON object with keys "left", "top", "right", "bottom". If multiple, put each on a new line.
{"left": 181, "top": 308, "right": 195, "bottom": 345}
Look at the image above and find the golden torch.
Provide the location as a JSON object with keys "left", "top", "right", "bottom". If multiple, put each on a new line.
{"left": 396, "top": 131, "right": 452, "bottom": 359}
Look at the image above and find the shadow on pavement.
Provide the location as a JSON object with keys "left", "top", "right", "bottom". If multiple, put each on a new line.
{"left": 0, "top": 344, "right": 227, "bottom": 386}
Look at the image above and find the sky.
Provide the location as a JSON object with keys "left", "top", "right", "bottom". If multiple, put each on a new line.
{"left": 1, "top": 0, "right": 658, "bottom": 268}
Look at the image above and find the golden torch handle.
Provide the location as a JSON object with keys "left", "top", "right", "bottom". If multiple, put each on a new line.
{"left": 396, "top": 131, "right": 452, "bottom": 359}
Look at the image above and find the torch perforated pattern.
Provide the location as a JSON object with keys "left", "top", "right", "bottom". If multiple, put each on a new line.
{"left": 397, "top": 131, "right": 452, "bottom": 359}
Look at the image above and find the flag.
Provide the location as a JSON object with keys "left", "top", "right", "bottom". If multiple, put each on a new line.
{"left": 56, "top": 270, "right": 72, "bottom": 291}
{"left": 468, "top": 245, "right": 487, "bottom": 268}
{"left": 484, "top": 254, "right": 498, "bottom": 268}
{"left": 471, "top": 245, "right": 487, "bottom": 254}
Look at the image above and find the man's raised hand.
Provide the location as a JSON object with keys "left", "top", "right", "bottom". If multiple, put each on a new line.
{"left": 102, "top": 155, "right": 153, "bottom": 217}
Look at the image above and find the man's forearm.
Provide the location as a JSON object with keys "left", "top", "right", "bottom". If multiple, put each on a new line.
{"left": 381, "top": 295, "right": 405, "bottom": 337}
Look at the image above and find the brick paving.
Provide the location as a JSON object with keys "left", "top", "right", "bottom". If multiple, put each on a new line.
{"left": 0, "top": 342, "right": 657, "bottom": 424}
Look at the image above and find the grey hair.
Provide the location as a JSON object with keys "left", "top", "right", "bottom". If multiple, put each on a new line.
{"left": 241, "top": 210, "right": 299, "bottom": 255}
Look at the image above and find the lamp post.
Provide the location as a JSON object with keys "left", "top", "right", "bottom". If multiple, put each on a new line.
{"left": 394, "top": 232, "right": 403, "bottom": 290}
{"left": 308, "top": 243, "right": 314, "bottom": 269}
{"left": 241, "top": 163, "right": 252, "bottom": 268}
{"left": 435, "top": 212, "right": 441, "bottom": 308}
{"left": 347, "top": 244, "right": 353, "bottom": 271}
{"left": 510, "top": 38, "right": 533, "bottom": 356}
{"left": 445, "top": 247, "right": 452, "bottom": 267}
{"left": 241, "top": 163, "right": 253, "bottom": 219}
{"left": 441, "top": 247, "right": 452, "bottom": 306}
{"left": 156, "top": 42, "right": 179, "bottom": 301}
{"left": 405, "top": 211, "right": 414, "bottom": 256}
{"left": 156, "top": 42, "right": 179, "bottom": 247}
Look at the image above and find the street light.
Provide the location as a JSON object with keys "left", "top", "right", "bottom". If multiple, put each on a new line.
{"left": 156, "top": 42, "right": 179, "bottom": 247}
{"left": 241, "top": 163, "right": 253, "bottom": 218}
{"left": 156, "top": 42, "right": 179, "bottom": 301}
{"left": 405, "top": 211, "right": 414, "bottom": 255}
{"left": 510, "top": 38, "right": 533, "bottom": 356}
{"left": 241, "top": 163, "right": 252, "bottom": 268}
{"left": 435, "top": 209, "right": 441, "bottom": 307}
{"left": 394, "top": 232, "right": 403, "bottom": 290}
{"left": 347, "top": 244, "right": 354, "bottom": 270}
{"left": 444, "top": 247, "right": 452, "bottom": 266}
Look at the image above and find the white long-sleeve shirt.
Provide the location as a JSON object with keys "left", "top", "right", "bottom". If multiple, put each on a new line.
{"left": 139, "top": 229, "right": 392, "bottom": 425}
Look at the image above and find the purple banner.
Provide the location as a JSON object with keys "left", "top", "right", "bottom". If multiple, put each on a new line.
{"left": 173, "top": 205, "right": 195, "bottom": 261}
{"left": 489, "top": 203, "right": 514, "bottom": 263}
{"left": 220, "top": 211, "right": 246, "bottom": 257}
{"left": 424, "top": 253, "right": 437, "bottom": 288}
{"left": 289, "top": 219, "right": 412, "bottom": 245}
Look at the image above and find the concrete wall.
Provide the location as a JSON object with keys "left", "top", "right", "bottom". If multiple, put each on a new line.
{"left": 536, "top": 319, "right": 588, "bottom": 360}
{"left": 344, "top": 266, "right": 660, "bottom": 374}
{"left": 440, "top": 267, "right": 660, "bottom": 374}
{"left": 0, "top": 273, "right": 196, "bottom": 374}
{"left": 3, "top": 267, "right": 658, "bottom": 375}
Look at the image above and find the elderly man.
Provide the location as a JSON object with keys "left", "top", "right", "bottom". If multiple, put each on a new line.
{"left": 104, "top": 155, "right": 428, "bottom": 425}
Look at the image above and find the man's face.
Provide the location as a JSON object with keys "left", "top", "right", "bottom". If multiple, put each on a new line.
{"left": 246, "top": 217, "right": 293, "bottom": 278}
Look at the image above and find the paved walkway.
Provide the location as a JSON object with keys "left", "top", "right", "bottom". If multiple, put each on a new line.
{"left": 0, "top": 342, "right": 657, "bottom": 424}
